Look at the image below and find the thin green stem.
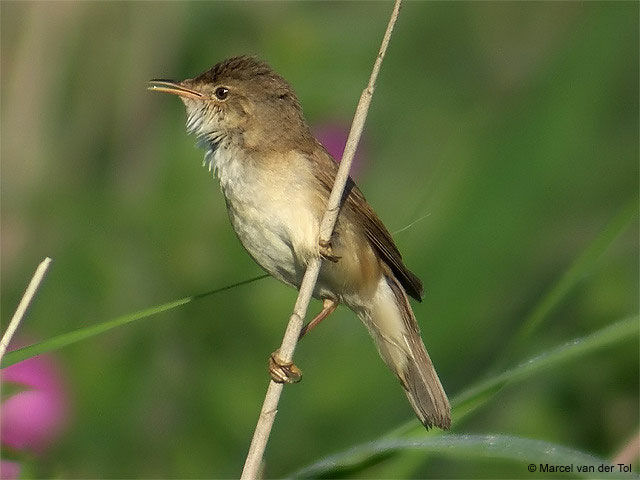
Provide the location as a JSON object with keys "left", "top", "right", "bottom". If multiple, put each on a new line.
{"left": 1, "top": 274, "right": 269, "bottom": 369}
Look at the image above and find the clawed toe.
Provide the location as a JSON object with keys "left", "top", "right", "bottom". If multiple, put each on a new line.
{"left": 269, "top": 350, "right": 302, "bottom": 384}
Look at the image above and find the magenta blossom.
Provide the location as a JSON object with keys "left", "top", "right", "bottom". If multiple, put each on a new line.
{"left": 313, "top": 121, "right": 368, "bottom": 177}
{"left": 1, "top": 349, "right": 69, "bottom": 455}
{"left": 0, "top": 461, "right": 21, "bottom": 480}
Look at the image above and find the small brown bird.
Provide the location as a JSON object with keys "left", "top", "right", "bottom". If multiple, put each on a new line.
{"left": 149, "top": 56, "right": 450, "bottom": 429}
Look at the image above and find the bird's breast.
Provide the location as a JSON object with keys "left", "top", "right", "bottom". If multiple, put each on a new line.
{"left": 214, "top": 148, "right": 321, "bottom": 288}
{"left": 209, "top": 146, "right": 382, "bottom": 306}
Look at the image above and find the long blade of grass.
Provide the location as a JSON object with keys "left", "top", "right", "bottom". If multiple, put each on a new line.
{"left": 307, "top": 316, "right": 637, "bottom": 478}
{"left": 500, "top": 199, "right": 636, "bottom": 366}
{"left": 290, "top": 434, "right": 637, "bottom": 479}
{"left": 390, "top": 315, "right": 638, "bottom": 439}
{"left": 454, "top": 315, "right": 638, "bottom": 421}
{"left": 1, "top": 274, "right": 269, "bottom": 368}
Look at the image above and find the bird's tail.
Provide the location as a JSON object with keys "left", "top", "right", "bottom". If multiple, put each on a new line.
{"left": 359, "top": 274, "right": 451, "bottom": 429}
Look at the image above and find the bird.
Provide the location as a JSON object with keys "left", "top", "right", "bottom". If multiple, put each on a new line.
{"left": 149, "top": 56, "right": 451, "bottom": 429}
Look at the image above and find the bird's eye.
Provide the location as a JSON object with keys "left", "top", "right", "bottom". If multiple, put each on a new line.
{"left": 214, "top": 86, "right": 229, "bottom": 100}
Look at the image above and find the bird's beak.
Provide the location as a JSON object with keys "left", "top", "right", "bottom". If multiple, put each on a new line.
{"left": 147, "top": 79, "right": 204, "bottom": 101}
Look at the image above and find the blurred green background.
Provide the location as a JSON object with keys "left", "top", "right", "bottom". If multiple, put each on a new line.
{"left": 1, "top": 1, "right": 638, "bottom": 478}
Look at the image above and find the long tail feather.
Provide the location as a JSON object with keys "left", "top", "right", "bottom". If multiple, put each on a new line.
{"left": 360, "top": 274, "right": 451, "bottom": 429}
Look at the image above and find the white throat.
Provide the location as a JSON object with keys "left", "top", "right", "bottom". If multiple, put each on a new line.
{"left": 201, "top": 137, "right": 242, "bottom": 190}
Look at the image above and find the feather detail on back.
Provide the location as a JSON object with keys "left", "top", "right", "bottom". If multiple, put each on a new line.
{"left": 309, "top": 146, "right": 424, "bottom": 301}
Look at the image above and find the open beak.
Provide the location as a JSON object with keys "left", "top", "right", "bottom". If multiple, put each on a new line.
{"left": 147, "top": 79, "right": 204, "bottom": 100}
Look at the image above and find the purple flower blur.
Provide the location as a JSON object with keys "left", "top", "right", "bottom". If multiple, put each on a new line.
{"left": 0, "top": 461, "right": 21, "bottom": 480}
{"left": 313, "top": 121, "right": 368, "bottom": 177}
{"left": 1, "top": 348, "right": 69, "bottom": 455}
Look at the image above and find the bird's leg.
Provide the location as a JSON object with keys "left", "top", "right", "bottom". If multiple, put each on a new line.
{"left": 299, "top": 298, "right": 338, "bottom": 339}
{"left": 268, "top": 299, "right": 338, "bottom": 384}
{"left": 319, "top": 239, "right": 341, "bottom": 263}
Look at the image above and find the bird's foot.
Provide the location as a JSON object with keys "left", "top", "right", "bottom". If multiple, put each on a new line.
{"left": 269, "top": 350, "right": 302, "bottom": 384}
{"left": 319, "top": 239, "right": 341, "bottom": 263}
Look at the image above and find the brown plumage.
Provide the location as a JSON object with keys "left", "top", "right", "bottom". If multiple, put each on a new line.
{"left": 310, "top": 149, "right": 424, "bottom": 301}
{"left": 149, "top": 56, "right": 451, "bottom": 429}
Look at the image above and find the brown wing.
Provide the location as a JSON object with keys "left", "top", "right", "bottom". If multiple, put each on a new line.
{"left": 310, "top": 145, "right": 424, "bottom": 301}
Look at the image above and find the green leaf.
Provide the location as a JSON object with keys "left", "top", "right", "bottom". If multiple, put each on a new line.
{"left": 499, "top": 199, "right": 636, "bottom": 367}
{"left": 388, "top": 315, "right": 638, "bottom": 440}
{"left": 1, "top": 274, "right": 269, "bottom": 368}
{"left": 453, "top": 315, "right": 638, "bottom": 423}
{"left": 290, "top": 434, "right": 638, "bottom": 479}
{"left": 303, "top": 316, "right": 638, "bottom": 478}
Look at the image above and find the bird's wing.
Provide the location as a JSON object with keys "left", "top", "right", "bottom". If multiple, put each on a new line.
{"left": 309, "top": 145, "right": 424, "bottom": 301}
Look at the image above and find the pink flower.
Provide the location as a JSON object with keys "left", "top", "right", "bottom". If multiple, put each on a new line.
{"left": 0, "top": 461, "right": 21, "bottom": 480}
{"left": 313, "top": 121, "right": 368, "bottom": 177}
{"left": 1, "top": 349, "right": 69, "bottom": 455}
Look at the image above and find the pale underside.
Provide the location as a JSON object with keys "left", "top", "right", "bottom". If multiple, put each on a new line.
{"left": 208, "top": 140, "right": 381, "bottom": 311}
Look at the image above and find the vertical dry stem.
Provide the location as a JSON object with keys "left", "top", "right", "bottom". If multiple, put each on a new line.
{"left": 0, "top": 257, "right": 53, "bottom": 361}
{"left": 241, "top": 1, "right": 403, "bottom": 477}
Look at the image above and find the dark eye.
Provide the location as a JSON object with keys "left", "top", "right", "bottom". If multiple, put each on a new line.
{"left": 214, "top": 86, "right": 229, "bottom": 100}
